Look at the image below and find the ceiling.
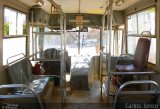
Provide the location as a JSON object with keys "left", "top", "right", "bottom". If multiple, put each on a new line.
{"left": 18, "top": 0, "right": 141, "bottom": 14}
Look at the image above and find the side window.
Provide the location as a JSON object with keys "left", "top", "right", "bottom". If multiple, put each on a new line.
{"left": 3, "top": 7, "right": 27, "bottom": 65}
{"left": 127, "top": 7, "right": 156, "bottom": 64}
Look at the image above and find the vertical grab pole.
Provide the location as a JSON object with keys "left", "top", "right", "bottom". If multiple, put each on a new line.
{"left": 101, "top": 0, "right": 114, "bottom": 100}
{"left": 63, "top": 14, "right": 67, "bottom": 103}
{"left": 31, "top": 11, "right": 35, "bottom": 60}
{"left": 100, "top": 15, "right": 105, "bottom": 101}
{"left": 35, "top": 33, "right": 37, "bottom": 60}
{"left": 60, "top": 13, "right": 64, "bottom": 109}
{"left": 64, "top": 15, "right": 66, "bottom": 51}
{"left": 78, "top": 27, "right": 81, "bottom": 55}
{"left": 107, "top": 0, "right": 113, "bottom": 98}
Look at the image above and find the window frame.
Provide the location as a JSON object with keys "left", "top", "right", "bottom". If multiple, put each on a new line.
{"left": 3, "top": 6, "right": 27, "bottom": 38}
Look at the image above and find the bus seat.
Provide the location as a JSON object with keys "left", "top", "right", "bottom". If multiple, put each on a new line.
{"left": 7, "top": 58, "right": 33, "bottom": 84}
{"left": 114, "top": 31, "right": 151, "bottom": 86}
{"left": 41, "top": 48, "right": 71, "bottom": 75}
{"left": 116, "top": 38, "right": 150, "bottom": 72}
{"left": 7, "top": 56, "right": 49, "bottom": 93}
{"left": 0, "top": 84, "right": 44, "bottom": 109}
{"left": 113, "top": 80, "right": 159, "bottom": 109}
{"left": 6, "top": 54, "right": 54, "bottom": 108}
{"left": 42, "top": 48, "right": 60, "bottom": 59}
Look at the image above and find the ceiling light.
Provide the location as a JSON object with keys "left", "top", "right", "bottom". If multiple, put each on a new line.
{"left": 37, "top": 0, "right": 44, "bottom": 6}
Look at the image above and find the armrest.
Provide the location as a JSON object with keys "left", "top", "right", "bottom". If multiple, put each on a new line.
{"left": 0, "top": 84, "right": 29, "bottom": 89}
{"left": 33, "top": 75, "right": 60, "bottom": 78}
{"left": 112, "top": 71, "right": 156, "bottom": 75}
{"left": 0, "top": 84, "right": 36, "bottom": 95}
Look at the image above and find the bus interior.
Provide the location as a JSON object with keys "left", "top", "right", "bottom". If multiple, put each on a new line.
{"left": 0, "top": 0, "right": 159, "bottom": 109}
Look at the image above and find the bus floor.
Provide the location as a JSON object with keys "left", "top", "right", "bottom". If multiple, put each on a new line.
{"left": 47, "top": 80, "right": 113, "bottom": 109}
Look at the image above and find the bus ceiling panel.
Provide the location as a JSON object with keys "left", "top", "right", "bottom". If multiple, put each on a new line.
{"left": 18, "top": 0, "right": 141, "bottom": 15}
{"left": 29, "top": 8, "right": 125, "bottom": 29}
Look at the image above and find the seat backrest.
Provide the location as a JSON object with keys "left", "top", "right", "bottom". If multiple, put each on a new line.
{"left": 42, "top": 48, "right": 60, "bottom": 59}
{"left": 134, "top": 37, "right": 150, "bottom": 71}
{"left": 7, "top": 58, "right": 33, "bottom": 84}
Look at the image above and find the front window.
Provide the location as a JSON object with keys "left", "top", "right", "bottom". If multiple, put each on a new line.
{"left": 66, "top": 27, "right": 100, "bottom": 56}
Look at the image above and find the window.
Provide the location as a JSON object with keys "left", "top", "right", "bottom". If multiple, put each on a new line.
{"left": 65, "top": 27, "right": 100, "bottom": 56}
{"left": 128, "top": 14, "right": 137, "bottom": 35}
{"left": 4, "top": 7, "right": 26, "bottom": 36}
{"left": 137, "top": 8, "right": 155, "bottom": 35}
{"left": 3, "top": 38, "right": 26, "bottom": 65}
{"left": 118, "top": 30, "right": 123, "bottom": 55}
{"left": 127, "top": 7, "right": 156, "bottom": 64}
{"left": 29, "top": 26, "right": 40, "bottom": 56}
{"left": 3, "top": 7, "right": 27, "bottom": 65}
{"left": 103, "top": 30, "right": 114, "bottom": 55}
{"left": 103, "top": 29, "right": 123, "bottom": 56}
{"left": 128, "top": 7, "right": 155, "bottom": 35}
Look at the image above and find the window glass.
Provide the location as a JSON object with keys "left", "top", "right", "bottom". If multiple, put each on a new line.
{"left": 4, "top": 8, "right": 16, "bottom": 35}
{"left": 103, "top": 30, "right": 120, "bottom": 56}
{"left": 17, "top": 13, "right": 26, "bottom": 35}
{"left": 3, "top": 37, "right": 26, "bottom": 65}
{"left": 65, "top": 27, "right": 100, "bottom": 56}
{"left": 66, "top": 32, "right": 78, "bottom": 56}
{"left": 4, "top": 7, "right": 26, "bottom": 36}
{"left": 137, "top": 7, "right": 155, "bottom": 35}
{"left": 128, "top": 14, "right": 137, "bottom": 35}
{"left": 118, "top": 30, "right": 123, "bottom": 55}
{"left": 148, "top": 38, "right": 156, "bottom": 64}
{"left": 81, "top": 28, "right": 100, "bottom": 56}
{"left": 29, "top": 27, "right": 40, "bottom": 56}
{"left": 42, "top": 34, "right": 61, "bottom": 50}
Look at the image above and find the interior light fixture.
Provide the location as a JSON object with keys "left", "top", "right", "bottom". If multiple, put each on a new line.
{"left": 37, "top": 0, "right": 44, "bottom": 6}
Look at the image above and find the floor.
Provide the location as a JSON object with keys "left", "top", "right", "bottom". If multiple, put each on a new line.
{"left": 48, "top": 80, "right": 114, "bottom": 109}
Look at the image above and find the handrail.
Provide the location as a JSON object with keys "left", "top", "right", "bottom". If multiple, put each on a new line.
{"left": 7, "top": 53, "right": 25, "bottom": 65}
{"left": 112, "top": 71, "right": 156, "bottom": 75}
{"left": 0, "top": 84, "right": 36, "bottom": 95}
{"left": 33, "top": 75, "right": 61, "bottom": 78}
{"left": 100, "top": 51, "right": 111, "bottom": 56}
{"left": 113, "top": 80, "right": 159, "bottom": 109}
{"left": 140, "top": 31, "right": 152, "bottom": 40}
